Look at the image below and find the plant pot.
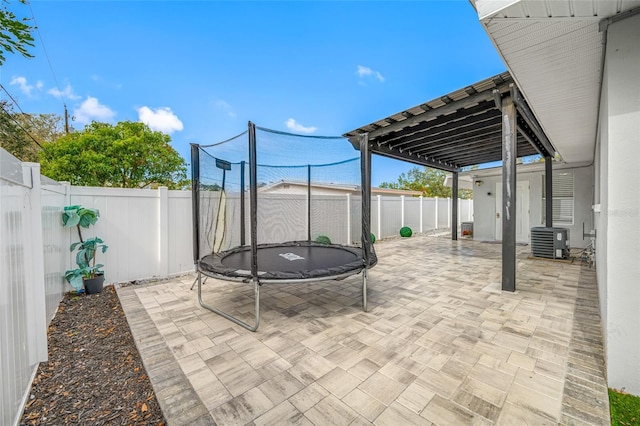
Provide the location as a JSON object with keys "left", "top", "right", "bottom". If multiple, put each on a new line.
{"left": 84, "top": 274, "right": 105, "bottom": 294}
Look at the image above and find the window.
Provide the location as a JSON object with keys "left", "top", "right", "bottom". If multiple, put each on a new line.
{"left": 542, "top": 172, "right": 574, "bottom": 224}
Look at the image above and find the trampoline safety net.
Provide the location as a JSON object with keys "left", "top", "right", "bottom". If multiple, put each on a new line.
{"left": 191, "top": 122, "right": 375, "bottom": 330}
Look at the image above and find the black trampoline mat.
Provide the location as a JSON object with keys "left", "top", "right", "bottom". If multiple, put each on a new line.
{"left": 200, "top": 241, "right": 376, "bottom": 280}
{"left": 225, "top": 244, "right": 359, "bottom": 272}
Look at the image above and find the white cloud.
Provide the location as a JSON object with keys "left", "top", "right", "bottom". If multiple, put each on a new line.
{"left": 356, "top": 65, "right": 385, "bottom": 83}
{"left": 10, "top": 76, "right": 39, "bottom": 97}
{"left": 137, "top": 106, "right": 184, "bottom": 134}
{"left": 285, "top": 118, "right": 317, "bottom": 134}
{"left": 215, "top": 100, "right": 236, "bottom": 118}
{"left": 73, "top": 97, "right": 116, "bottom": 124}
{"left": 48, "top": 84, "right": 81, "bottom": 100}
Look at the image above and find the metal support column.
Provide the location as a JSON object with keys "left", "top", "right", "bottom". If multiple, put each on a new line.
{"left": 360, "top": 133, "right": 372, "bottom": 312}
{"left": 501, "top": 95, "right": 517, "bottom": 292}
{"left": 451, "top": 171, "right": 458, "bottom": 241}
{"left": 545, "top": 156, "right": 553, "bottom": 228}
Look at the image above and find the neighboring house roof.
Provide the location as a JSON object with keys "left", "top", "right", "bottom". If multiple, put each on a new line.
{"left": 371, "top": 187, "right": 422, "bottom": 196}
{"left": 259, "top": 181, "right": 422, "bottom": 196}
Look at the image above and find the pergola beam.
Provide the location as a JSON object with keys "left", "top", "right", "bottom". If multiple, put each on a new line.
{"left": 512, "top": 87, "right": 555, "bottom": 157}
{"left": 373, "top": 143, "right": 460, "bottom": 172}
{"left": 387, "top": 109, "right": 500, "bottom": 148}
{"left": 367, "top": 87, "right": 510, "bottom": 139}
{"left": 377, "top": 102, "right": 494, "bottom": 146}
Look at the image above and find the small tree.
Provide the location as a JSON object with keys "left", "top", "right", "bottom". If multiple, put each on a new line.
{"left": 0, "top": 100, "right": 66, "bottom": 161}
{"left": 380, "top": 166, "right": 472, "bottom": 199}
{"left": 40, "top": 121, "right": 188, "bottom": 188}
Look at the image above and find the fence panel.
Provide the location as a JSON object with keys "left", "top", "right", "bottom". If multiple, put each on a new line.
{"left": 380, "top": 196, "right": 403, "bottom": 238}
{"left": 371, "top": 196, "right": 380, "bottom": 241}
{"left": 459, "top": 199, "right": 474, "bottom": 223}
{"left": 437, "top": 198, "right": 450, "bottom": 228}
{"left": 422, "top": 198, "right": 437, "bottom": 231}
{"left": 311, "top": 195, "right": 350, "bottom": 245}
{"left": 404, "top": 197, "right": 422, "bottom": 232}
{"left": 40, "top": 181, "right": 67, "bottom": 323}
{"left": 167, "top": 191, "right": 194, "bottom": 275}
{"left": 0, "top": 153, "right": 48, "bottom": 426}
{"left": 70, "top": 187, "right": 160, "bottom": 284}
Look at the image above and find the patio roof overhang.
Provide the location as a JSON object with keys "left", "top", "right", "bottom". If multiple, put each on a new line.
{"left": 472, "top": 0, "right": 640, "bottom": 164}
{"left": 345, "top": 72, "right": 558, "bottom": 293}
{"left": 344, "top": 71, "right": 556, "bottom": 172}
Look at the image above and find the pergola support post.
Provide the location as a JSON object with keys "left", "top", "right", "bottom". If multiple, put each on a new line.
{"left": 545, "top": 156, "right": 553, "bottom": 228}
{"left": 451, "top": 171, "right": 458, "bottom": 241}
{"left": 501, "top": 95, "right": 517, "bottom": 292}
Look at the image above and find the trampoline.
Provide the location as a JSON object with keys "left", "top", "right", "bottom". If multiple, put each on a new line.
{"left": 191, "top": 122, "right": 376, "bottom": 331}
{"left": 200, "top": 241, "right": 377, "bottom": 282}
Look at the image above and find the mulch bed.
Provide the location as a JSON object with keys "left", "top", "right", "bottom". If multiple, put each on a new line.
{"left": 20, "top": 286, "right": 165, "bottom": 425}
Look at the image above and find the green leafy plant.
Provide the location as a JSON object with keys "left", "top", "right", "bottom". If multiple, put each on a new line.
{"left": 62, "top": 205, "right": 108, "bottom": 292}
{"left": 400, "top": 226, "right": 413, "bottom": 238}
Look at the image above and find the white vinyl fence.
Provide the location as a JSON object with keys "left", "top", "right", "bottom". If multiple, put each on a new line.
{"left": 67, "top": 191, "right": 473, "bottom": 285}
{"left": 69, "top": 186, "right": 193, "bottom": 285}
{"left": 0, "top": 150, "right": 66, "bottom": 426}
{"left": 372, "top": 195, "right": 473, "bottom": 240}
{"left": 1, "top": 145, "right": 474, "bottom": 425}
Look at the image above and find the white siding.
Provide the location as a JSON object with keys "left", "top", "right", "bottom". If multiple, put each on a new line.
{"left": 599, "top": 13, "right": 640, "bottom": 395}
{"left": 470, "top": 165, "right": 593, "bottom": 247}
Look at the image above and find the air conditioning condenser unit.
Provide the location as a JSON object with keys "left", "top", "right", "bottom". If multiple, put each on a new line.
{"left": 531, "top": 227, "right": 569, "bottom": 259}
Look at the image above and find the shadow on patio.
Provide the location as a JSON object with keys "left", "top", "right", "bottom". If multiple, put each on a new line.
{"left": 118, "top": 235, "right": 608, "bottom": 425}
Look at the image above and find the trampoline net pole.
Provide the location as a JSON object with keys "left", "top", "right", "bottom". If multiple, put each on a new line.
{"left": 307, "top": 164, "right": 311, "bottom": 242}
{"left": 248, "top": 121, "right": 259, "bottom": 281}
{"left": 240, "top": 161, "right": 246, "bottom": 247}
{"left": 190, "top": 143, "right": 200, "bottom": 267}
{"left": 360, "top": 133, "right": 372, "bottom": 312}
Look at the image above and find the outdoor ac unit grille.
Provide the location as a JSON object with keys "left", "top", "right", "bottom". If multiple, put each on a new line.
{"left": 531, "top": 227, "right": 569, "bottom": 259}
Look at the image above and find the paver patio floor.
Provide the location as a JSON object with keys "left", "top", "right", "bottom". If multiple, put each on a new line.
{"left": 117, "top": 235, "right": 609, "bottom": 425}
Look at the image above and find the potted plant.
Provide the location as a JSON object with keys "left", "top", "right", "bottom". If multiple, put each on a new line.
{"left": 62, "top": 205, "right": 108, "bottom": 294}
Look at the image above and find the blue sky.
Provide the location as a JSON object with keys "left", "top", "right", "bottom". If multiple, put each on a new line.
{"left": 1, "top": 0, "right": 506, "bottom": 185}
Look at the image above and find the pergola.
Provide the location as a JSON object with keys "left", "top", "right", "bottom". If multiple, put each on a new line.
{"left": 344, "top": 71, "right": 556, "bottom": 291}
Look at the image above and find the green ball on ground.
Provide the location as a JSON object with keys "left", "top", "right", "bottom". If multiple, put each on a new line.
{"left": 315, "top": 235, "right": 332, "bottom": 245}
{"left": 370, "top": 233, "right": 376, "bottom": 244}
{"left": 399, "top": 226, "right": 413, "bottom": 238}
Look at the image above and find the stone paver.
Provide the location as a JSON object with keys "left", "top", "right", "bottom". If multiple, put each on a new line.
{"left": 117, "top": 235, "right": 609, "bottom": 425}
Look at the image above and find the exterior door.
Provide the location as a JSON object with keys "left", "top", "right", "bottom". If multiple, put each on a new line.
{"left": 495, "top": 181, "right": 530, "bottom": 243}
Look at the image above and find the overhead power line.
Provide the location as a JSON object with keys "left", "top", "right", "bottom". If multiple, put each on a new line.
{"left": 0, "top": 102, "right": 45, "bottom": 151}
{"left": 27, "top": 1, "right": 65, "bottom": 111}
{"left": 0, "top": 82, "right": 50, "bottom": 143}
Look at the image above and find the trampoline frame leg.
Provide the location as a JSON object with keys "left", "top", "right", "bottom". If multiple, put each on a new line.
{"left": 197, "top": 271, "right": 260, "bottom": 332}
{"left": 362, "top": 268, "right": 368, "bottom": 312}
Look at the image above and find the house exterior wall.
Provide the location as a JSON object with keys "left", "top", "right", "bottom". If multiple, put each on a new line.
{"left": 598, "top": 12, "right": 640, "bottom": 395}
{"left": 471, "top": 165, "right": 594, "bottom": 248}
